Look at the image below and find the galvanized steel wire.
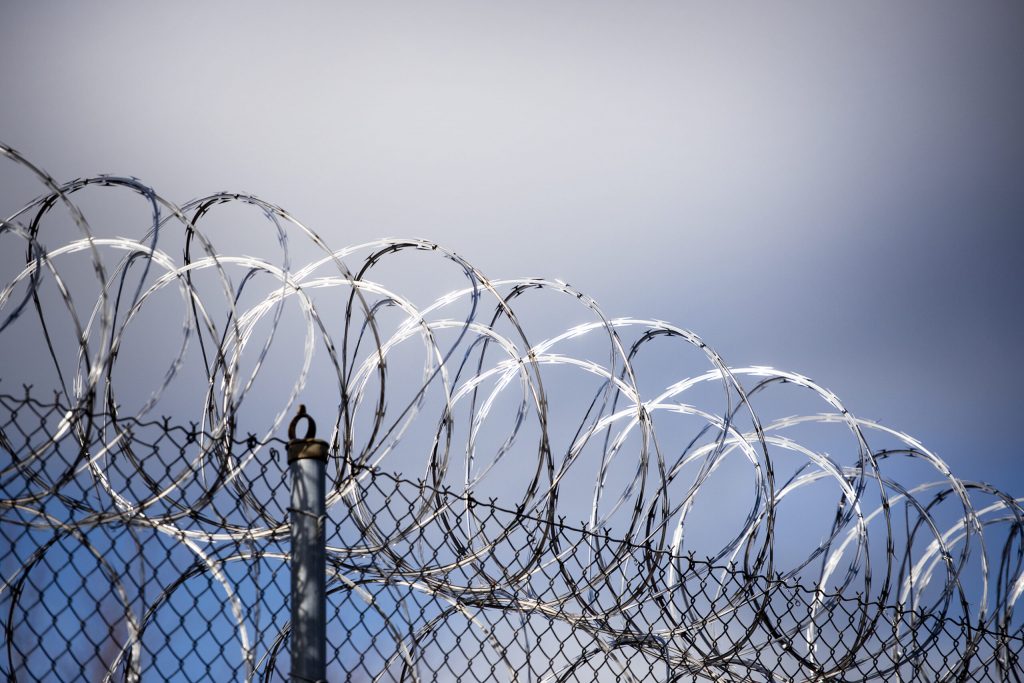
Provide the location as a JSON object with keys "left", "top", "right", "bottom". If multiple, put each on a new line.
{"left": 1, "top": 142, "right": 1022, "bottom": 681}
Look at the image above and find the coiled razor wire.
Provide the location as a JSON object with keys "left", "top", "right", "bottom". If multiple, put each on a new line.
{"left": 1, "top": 141, "right": 1022, "bottom": 681}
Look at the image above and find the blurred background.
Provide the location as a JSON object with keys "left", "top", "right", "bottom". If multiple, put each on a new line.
{"left": 1, "top": 0, "right": 1021, "bottom": 489}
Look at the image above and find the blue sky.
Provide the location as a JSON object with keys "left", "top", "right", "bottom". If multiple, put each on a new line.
{"left": 1, "top": 3, "right": 1022, "bottom": 677}
{"left": 3, "top": 0, "right": 1023, "bottom": 571}
{"left": 2, "top": 2, "right": 1020, "bottom": 488}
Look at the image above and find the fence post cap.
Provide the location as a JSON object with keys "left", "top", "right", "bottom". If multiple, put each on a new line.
{"left": 287, "top": 405, "right": 329, "bottom": 463}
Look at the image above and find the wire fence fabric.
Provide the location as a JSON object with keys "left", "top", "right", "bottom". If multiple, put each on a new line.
{"left": 2, "top": 396, "right": 1022, "bottom": 680}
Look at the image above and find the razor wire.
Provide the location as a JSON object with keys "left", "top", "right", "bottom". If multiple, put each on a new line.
{"left": 1, "top": 141, "right": 1022, "bottom": 681}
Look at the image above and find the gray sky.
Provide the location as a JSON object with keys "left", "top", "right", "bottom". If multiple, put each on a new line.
{"left": 1, "top": 1, "right": 1022, "bottom": 490}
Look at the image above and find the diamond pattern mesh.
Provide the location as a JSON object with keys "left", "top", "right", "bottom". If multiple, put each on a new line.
{"left": 3, "top": 392, "right": 1021, "bottom": 682}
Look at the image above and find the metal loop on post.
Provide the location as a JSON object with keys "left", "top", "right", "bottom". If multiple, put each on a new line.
{"left": 288, "top": 404, "right": 317, "bottom": 441}
{"left": 287, "top": 405, "right": 328, "bottom": 464}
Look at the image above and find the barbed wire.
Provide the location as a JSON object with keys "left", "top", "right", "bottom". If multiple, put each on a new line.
{"left": 1, "top": 141, "right": 1022, "bottom": 680}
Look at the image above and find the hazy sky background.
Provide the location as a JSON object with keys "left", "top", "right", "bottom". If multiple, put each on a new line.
{"left": 1, "top": 1, "right": 1022, "bottom": 490}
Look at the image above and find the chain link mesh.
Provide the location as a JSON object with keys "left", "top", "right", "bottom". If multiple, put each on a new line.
{"left": 2, "top": 393, "right": 1022, "bottom": 681}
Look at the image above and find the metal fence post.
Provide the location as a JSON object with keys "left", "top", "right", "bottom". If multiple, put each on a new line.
{"left": 287, "top": 405, "right": 328, "bottom": 683}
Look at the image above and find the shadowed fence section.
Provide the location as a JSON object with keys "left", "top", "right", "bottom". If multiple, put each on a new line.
{"left": 2, "top": 141, "right": 1023, "bottom": 680}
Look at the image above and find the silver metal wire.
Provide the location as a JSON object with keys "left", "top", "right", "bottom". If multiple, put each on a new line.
{"left": 1, "top": 141, "right": 1022, "bottom": 681}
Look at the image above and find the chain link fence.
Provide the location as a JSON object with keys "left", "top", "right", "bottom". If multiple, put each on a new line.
{"left": 3, "top": 391, "right": 1022, "bottom": 681}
